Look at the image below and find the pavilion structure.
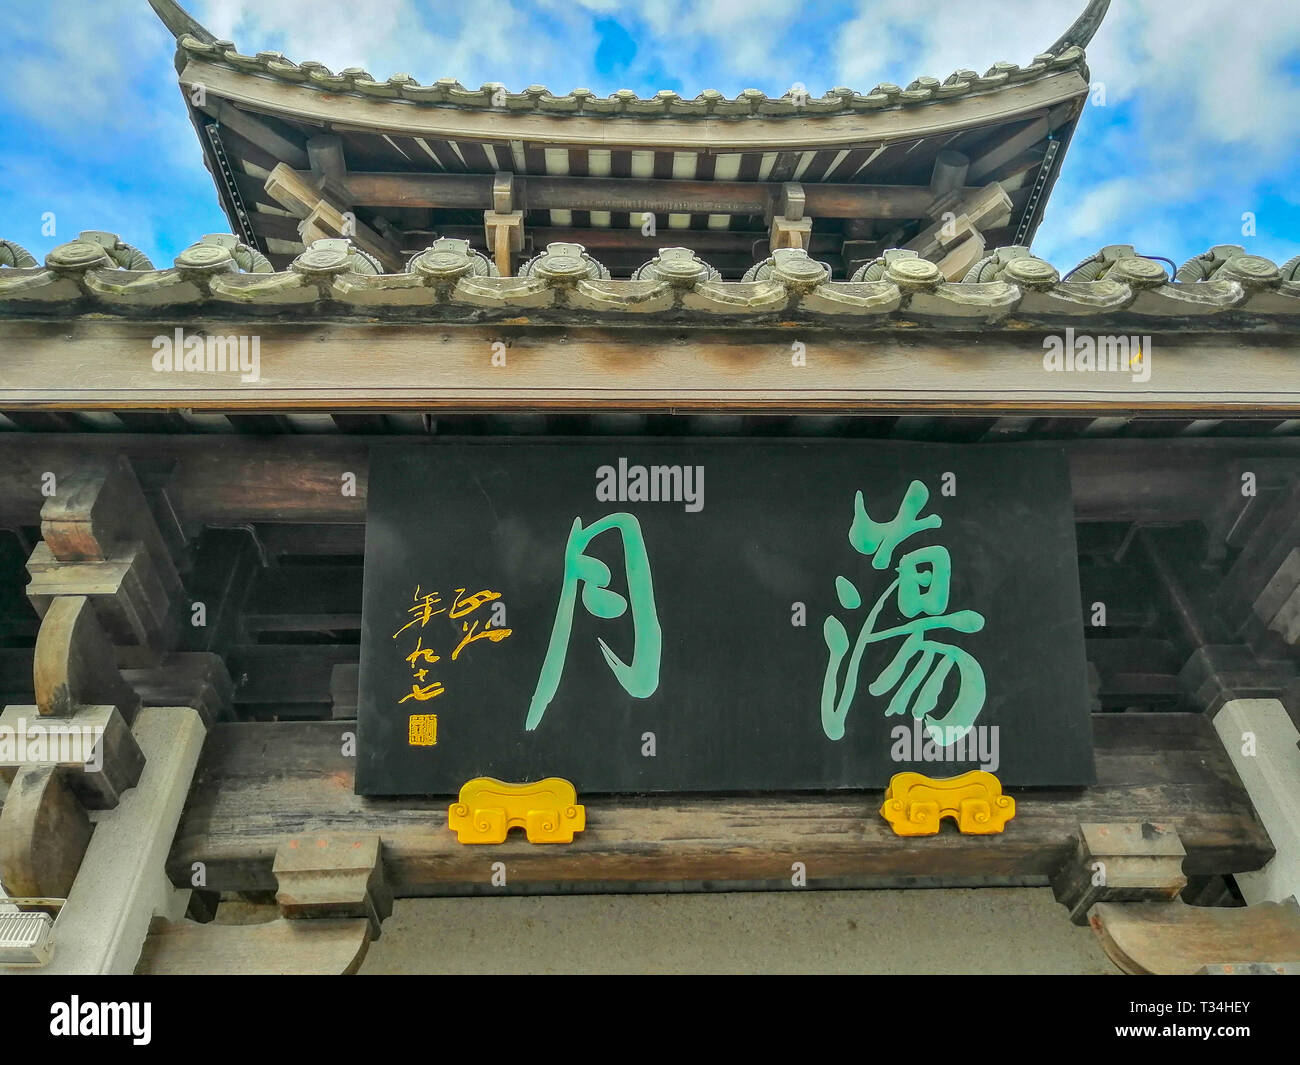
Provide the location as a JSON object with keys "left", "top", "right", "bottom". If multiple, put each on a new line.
{"left": 150, "top": 0, "right": 1102, "bottom": 279}
{"left": 0, "top": 0, "right": 1298, "bottom": 975}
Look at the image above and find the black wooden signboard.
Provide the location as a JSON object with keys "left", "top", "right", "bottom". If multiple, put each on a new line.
{"left": 357, "top": 441, "right": 1094, "bottom": 795}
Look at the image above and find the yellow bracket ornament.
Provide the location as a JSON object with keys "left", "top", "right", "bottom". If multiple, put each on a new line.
{"left": 448, "top": 777, "right": 586, "bottom": 844}
{"left": 880, "top": 770, "right": 1015, "bottom": 836}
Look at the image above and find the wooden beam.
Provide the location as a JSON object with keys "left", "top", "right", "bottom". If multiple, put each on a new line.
{"left": 306, "top": 134, "right": 350, "bottom": 204}
{"left": 935, "top": 230, "right": 986, "bottom": 281}
{"left": 968, "top": 115, "right": 1050, "bottom": 182}
{"left": 164, "top": 714, "right": 1271, "bottom": 895}
{"left": 4, "top": 322, "right": 1298, "bottom": 415}
{"left": 199, "top": 97, "right": 309, "bottom": 170}
{"left": 273, "top": 833, "right": 391, "bottom": 937}
{"left": 40, "top": 454, "right": 181, "bottom": 601}
{"left": 332, "top": 171, "right": 996, "bottom": 219}
{"left": 0, "top": 704, "right": 144, "bottom": 810}
{"left": 0, "top": 435, "right": 1295, "bottom": 530}
{"left": 409, "top": 225, "right": 829, "bottom": 256}
{"left": 929, "top": 150, "right": 970, "bottom": 198}
{"left": 906, "top": 182, "right": 1012, "bottom": 261}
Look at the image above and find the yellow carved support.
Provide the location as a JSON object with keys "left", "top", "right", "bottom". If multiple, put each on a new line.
{"left": 880, "top": 770, "right": 1015, "bottom": 837}
{"left": 448, "top": 777, "right": 586, "bottom": 844}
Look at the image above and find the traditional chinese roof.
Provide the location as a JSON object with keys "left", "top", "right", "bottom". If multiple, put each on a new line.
{"left": 1, "top": 232, "right": 1297, "bottom": 331}
{"left": 148, "top": 0, "right": 1110, "bottom": 278}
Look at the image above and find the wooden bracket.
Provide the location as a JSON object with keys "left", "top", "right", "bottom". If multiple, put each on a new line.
{"left": 265, "top": 162, "right": 403, "bottom": 272}
{"left": 449, "top": 776, "right": 586, "bottom": 844}
{"left": 273, "top": 833, "right": 392, "bottom": 939}
{"left": 484, "top": 210, "right": 524, "bottom": 277}
{"left": 120, "top": 652, "right": 234, "bottom": 729}
{"left": 1050, "top": 822, "right": 1187, "bottom": 925}
{"left": 879, "top": 770, "right": 1015, "bottom": 836}
{"left": 906, "top": 181, "right": 1012, "bottom": 280}
{"left": 492, "top": 171, "right": 515, "bottom": 214}
{"left": 1091, "top": 898, "right": 1300, "bottom": 975}
{"left": 0, "top": 704, "right": 144, "bottom": 810}
{"left": 306, "top": 134, "right": 352, "bottom": 207}
{"left": 27, "top": 541, "right": 174, "bottom": 656}
{"left": 40, "top": 455, "right": 181, "bottom": 601}
{"left": 769, "top": 215, "right": 812, "bottom": 252}
{"left": 33, "top": 595, "right": 141, "bottom": 721}
{"left": 929, "top": 150, "right": 970, "bottom": 199}
{"left": 139, "top": 917, "right": 372, "bottom": 975}
{"left": 779, "top": 182, "right": 805, "bottom": 221}
{"left": 0, "top": 764, "right": 92, "bottom": 898}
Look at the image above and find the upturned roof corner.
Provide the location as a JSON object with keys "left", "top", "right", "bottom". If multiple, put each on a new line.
{"left": 1046, "top": 0, "right": 1111, "bottom": 56}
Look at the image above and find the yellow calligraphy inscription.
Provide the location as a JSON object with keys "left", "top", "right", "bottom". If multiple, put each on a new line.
{"left": 449, "top": 588, "right": 501, "bottom": 619}
{"left": 393, "top": 583, "right": 513, "bottom": 711}
{"left": 399, "top": 681, "right": 445, "bottom": 703}
{"left": 393, "top": 585, "right": 446, "bottom": 638}
{"left": 452, "top": 618, "right": 513, "bottom": 661}
{"left": 408, "top": 714, "right": 438, "bottom": 746}
{"left": 879, "top": 770, "right": 1014, "bottom": 836}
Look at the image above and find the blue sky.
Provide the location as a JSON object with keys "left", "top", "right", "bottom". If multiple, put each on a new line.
{"left": 1, "top": 0, "right": 1297, "bottom": 272}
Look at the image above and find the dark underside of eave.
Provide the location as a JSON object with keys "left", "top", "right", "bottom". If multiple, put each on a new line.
{"left": 192, "top": 95, "right": 1082, "bottom": 279}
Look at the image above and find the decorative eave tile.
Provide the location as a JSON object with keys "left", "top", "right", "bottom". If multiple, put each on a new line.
{"left": 1016, "top": 280, "right": 1134, "bottom": 316}
{"left": 83, "top": 268, "right": 204, "bottom": 309}
{"left": 801, "top": 281, "right": 902, "bottom": 316}
{"left": 1124, "top": 280, "right": 1247, "bottom": 317}
{"left": 451, "top": 275, "right": 551, "bottom": 311}
{"left": 207, "top": 271, "right": 320, "bottom": 307}
{"left": 681, "top": 280, "right": 788, "bottom": 315}
{"left": 330, "top": 272, "right": 441, "bottom": 310}
{"left": 567, "top": 279, "right": 675, "bottom": 314}
{"left": 906, "top": 280, "right": 1021, "bottom": 323}
{"left": 0, "top": 268, "right": 82, "bottom": 304}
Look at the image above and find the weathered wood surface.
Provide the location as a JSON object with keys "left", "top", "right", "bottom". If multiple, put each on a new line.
{"left": 181, "top": 60, "right": 1084, "bottom": 150}
{"left": 3, "top": 323, "right": 1300, "bottom": 412}
{"left": 32, "top": 595, "right": 141, "bottom": 720}
{"left": 0, "top": 435, "right": 1295, "bottom": 530}
{"left": 333, "top": 171, "right": 993, "bottom": 218}
{"left": 27, "top": 542, "right": 173, "bottom": 654}
{"left": 1090, "top": 899, "right": 1300, "bottom": 975}
{"left": 39, "top": 455, "right": 182, "bottom": 601}
{"left": 0, "top": 704, "right": 143, "bottom": 810}
{"left": 1050, "top": 821, "right": 1187, "bottom": 924}
{"left": 0, "top": 764, "right": 92, "bottom": 898}
{"left": 137, "top": 917, "right": 371, "bottom": 975}
{"left": 273, "top": 833, "right": 391, "bottom": 937}
{"left": 166, "top": 713, "right": 1272, "bottom": 896}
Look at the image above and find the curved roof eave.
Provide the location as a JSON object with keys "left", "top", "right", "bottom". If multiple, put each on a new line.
{"left": 154, "top": 0, "right": 1103, "bottom": 147}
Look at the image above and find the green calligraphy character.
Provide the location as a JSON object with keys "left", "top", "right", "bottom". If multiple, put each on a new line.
{"left": 526, "top": 512, "right": 662, "bottom": 731}
{"left": 822, "top": 480, "right": 987, "bottom": 746}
